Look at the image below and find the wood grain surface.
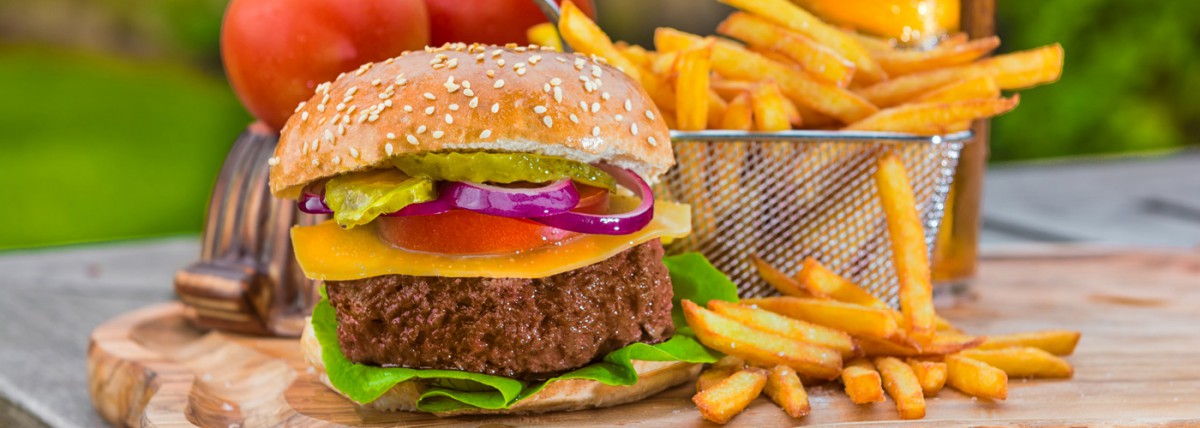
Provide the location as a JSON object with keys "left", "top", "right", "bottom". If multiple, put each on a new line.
{"left": 87, "top": 249, "right": 1200, "bottom": 427}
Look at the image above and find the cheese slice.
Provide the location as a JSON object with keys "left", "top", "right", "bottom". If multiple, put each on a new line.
{"left": 291, "top": 201, "right": 691, "bottom": 280}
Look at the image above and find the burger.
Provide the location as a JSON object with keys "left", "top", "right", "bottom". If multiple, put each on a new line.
{"left": 267, "top": 43, "right": 721, "bottom": 415}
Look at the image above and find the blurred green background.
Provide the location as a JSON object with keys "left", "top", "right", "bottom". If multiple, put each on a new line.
{"left": 1, "top": 0, "right": 1196, "bottom": 250}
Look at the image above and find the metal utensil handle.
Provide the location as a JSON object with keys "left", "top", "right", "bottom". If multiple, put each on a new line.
{"left": 531, "top": 0, "right": 573, "bottom": 53}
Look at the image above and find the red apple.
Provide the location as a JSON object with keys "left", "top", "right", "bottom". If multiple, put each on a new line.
{"left": 221, "top": 0, "right": 430, "bottom": 131}
{"left": 425, "top": 0, "right": 596, "bottom": 46}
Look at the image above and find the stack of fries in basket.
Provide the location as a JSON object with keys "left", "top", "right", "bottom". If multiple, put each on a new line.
{"left": 540, "top": 0, "right": 1079, "bottom": 423}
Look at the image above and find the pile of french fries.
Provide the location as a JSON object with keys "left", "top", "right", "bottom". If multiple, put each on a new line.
{"left": 542, "top": 1, "right": 1077, "bottom": 423}
{"left": 678, "top": 154, "right": 1081, "bottom": 423}
{"left": 550, "top": 0, "right": 1063, "bottom": 134}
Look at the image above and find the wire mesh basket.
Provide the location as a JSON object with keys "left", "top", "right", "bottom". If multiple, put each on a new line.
{"left": 656, "top": 130, "right": 969, "bottom": 305}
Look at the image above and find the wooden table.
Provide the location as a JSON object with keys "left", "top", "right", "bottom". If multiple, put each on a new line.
{"left": 3, "top": 154, "right": 1200, "bottom": 427}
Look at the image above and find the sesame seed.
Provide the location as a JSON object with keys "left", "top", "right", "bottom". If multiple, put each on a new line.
{"left": 491, "top": 49, "right": 503, "bottom": 57}
{"left": 579, "top": 101, "right": 588, "bottom": 110}
{"left": 648, "top": 136, "right": 658, "bottom": 146}
{"left": 347, "top": 87, "right": 358, "bottom": 96}
{"left": 591, "top": 102, "right": 600, "bottom": 113}
{"left": 331, "top": 155, "right": 341, "bottom": 165}
{"left": 312, "top": 158, "right": 320, "bottom": 166}
{"left": 516, "top": 68, "right": 526, "bottom": 76}
{"left": 491, "top": 103, "right": 500, "bottom": 113}
{"left": 592, "top": 126, "right": 600, "bottom": 136}
{"left": 423, "top": 92, "right": 436, "bottom": 101}
{"left": 449, "top": 104, "right": 460, "bottom": 111}
{"left": 294, "top": 101, "right": 306, "bottom": 112}
{"left": 469, "top": 97, "right": 479, "bottom": 108}
{"left": 475, "top": 53, "right": 485, "bottom": 62}
{"left": 480, "top": 129, "right": 492, "bottom": 138}
{"left": 514, "top": 62, "right": 526, "bottom": 70}
{"left": 574, "top": 58, "right": 586, "bottom": 69}
{"left": 631, "top": 123, "right": 638, "bottom": 135}
{"left": 300, "top": 111, "right": 309, "bottom": 121}
{"left": 371, "top": 79, "right": 382, "bottom": 86}
{"left": 267, "top": 156, "right": 280, "bottom": 166}
{"left": 406, "top": 134, "right": 419, "bottom": 145}
{"left": 425, "top": 106, "right": 435, "bottom": 115}
{"left": 395, "top": 78, "right": 408, "bottom": 86}
{"left": 346, "top": 105, "right": 357, "bottom": 115}
{"left": 584, "top": 81, "right": 596, "bottom": 93}
{"left": 530, "top": 55, "right": 542, "bottom": 64}
{"left": 494, "top": 79, "right": 505, "bottom": 89}
{"left": 336, "top": 103, "right": 346, "bottom": 112}
{"left": 534, "top": 105, "right": 547, "bottom": 114}
{"left": 602, "top": 92, "right": 611, "bottom": 100}
{"left": 463, "top": 88, "right": 474, "bottom": 97}
{"left": 445, "top": 114, "right": 454, "bottom": 124}
{"left": 497, "top": 59, "right": 506, "bottom": 67}
{"left": 385, "top": 143, "right": 395, "bottom": 155}
{"left": 338, "top": 124, "right": 345, "bottom": 135}
{"left": 404, "top": 105, "right": 413, "bottom": 112}
{"left": 645, "top": 110, "right": 655, "bottom": 121}
{"left": 386, "top": 132, "right": 396, "bottom": 140}
{"left": 615, "top": 114, "right": 624, "bottom": 121}
{"left": 543, "top": 83, "right": 551, "bottom": 93}
{"left": 553, "top": 87, "right": 563, "bottom": 103}
{"left": 569, "top": 113, "right": 579, "bottom": 124}
{"left": 447, "top": 58, "right": 458, "bottom": 69}
{"left": 550, "top": 77, "right": 562, "bottom": 86}
{"left": 432, "top": 130, "right": 445, "bottom": 139}
{"left": 384, "top": 100, "right": 393, "bottom": 107}
{"left": 487, "top": 70, "right": 496, "bottom": 78}
{"left": 349, "top": 147, "right": 359, "bottom": 158}
{"left": 446, "top": 83, "right": 460, "bottom": 93}
{"left": 417, "top": 125, "right": 427, "bottom": 134}
{"left": 461, "top": 80, "right": 471, "bottom": 89}
{"left": 324, "top": 130, "right": 334, "bottom": 141}
{"left": 624, "top": 100, "right": 633, "bottom": 112}
{"left": 368, "top": 114, "right": 379, "bottom": 123}
{"left": 543, "top": 116, "right": 553, "bottom": 127}
{"left": 592, "top": 65, "right": 602, "bottom": 78}
{"left": 331, "top": 113, "right": 341, "bottom": 124}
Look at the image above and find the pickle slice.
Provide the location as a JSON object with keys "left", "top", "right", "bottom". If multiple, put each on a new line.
{"left": 392, "top": 152, "right": 615, "bottom": 192}
{"left": 324, "top": 169, "right": 436, "bottom": 228}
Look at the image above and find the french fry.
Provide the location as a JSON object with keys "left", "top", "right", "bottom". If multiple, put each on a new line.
{"left": 975, "top": 330, "right": 1082, "bottom": 356}
{"left": 874, "top": 154, "right": 936, "bottom": 342}
{"left": 750, "top": 81, "right": 793, "bottom": 131}
{"left": 743, "top": 297, "right": 899, "bottom": 340}
{"left": 845, "top": 96, "right": 1020, "bottom": 134}
{"left": 797, "top": 257, "right": 888, "bottom": 309}
{"left": 526, "top": 22, "right": 563, "bottom": 52}
{"left": 693, "top": 369, "right": 767, "bottom": 424}
{"left": 856, "top": 43, "right": 1063, "bottom": 107}
{"left": 874, "top": 36, "right": 1001, "bottom": 76}
{"left": 750, "top": 255, "right": 812, "bottom": 297}
{"left": 765, "top": 365, "right": 811, "bottom": 418}
{"left": 557, "top": 1, "right": 642, "bottom": 84}
{"left": 614, "top": 42, "right": 653, "bottom": 69}
{"left": 841, "top": 357, "right": 885, "bottom": 404}
{"left": 650, "top": 50, "right": 679, "bottom": 77}
{"left": 710, "top": 79, "right": 757, "bottom": 101}
{"left": 859, "top": 330, "right": 982, "bottom": 358}
{"left": 720, "top": 92, "right": 754, "bottom": 131}
{"left": 698, "top": 355, "right": 746, "bottom": 392}
{"left": 655, "top": 28, "right": 878, "bottom": 124}
{"left": 960, "top": 348, "right": 1074, "bottom": 378}
{"left": 717, "top": 12, "right": 856, "bottom": 87}
{"left": 847, "top": 31, "right": 896, "bottom": 53}
{"left": 912, "top": 75, "right": 1001, "bottom": 104}
{"left": 780, "top": 96, "right": 803, "bottom": 127}
{"left": 946, "top": 354, "right": 1008, "bottom": 400}
{"left": 682, "top": 300, "right": 844, "bottom": 380}
{"left": 718, "top": 0, "right": 886, "bottom": 83}
{"left": 709, "top": 300, "right": 859, "bottom": 357}
{"left": 907, "top": 359, "right": 948, "bottom": 396}
{"left": 674, "top": 40, "right": 714, "bottom": 131}
{"left": 707, "top": 89, "right": 728, "bottom": 129}
{"left": 875, "top": 356, "right": 926, "bottom": 419}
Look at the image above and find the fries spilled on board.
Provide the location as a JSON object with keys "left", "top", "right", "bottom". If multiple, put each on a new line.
{"left": 547, "top": 0, "right": 1074, "bottom": 424}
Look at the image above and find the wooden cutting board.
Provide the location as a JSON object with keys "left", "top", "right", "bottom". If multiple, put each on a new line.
{"left": 88, "top": 248, "right": 1200, "bottom": 427}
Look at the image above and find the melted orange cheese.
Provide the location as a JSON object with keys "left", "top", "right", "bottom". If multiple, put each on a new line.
{"left": 291, "top": 201, "right": 691, "bottom": 280}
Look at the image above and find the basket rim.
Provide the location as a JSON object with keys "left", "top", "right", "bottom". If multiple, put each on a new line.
{"left": 668, "top": 129, "right": 973, "bottom": 144}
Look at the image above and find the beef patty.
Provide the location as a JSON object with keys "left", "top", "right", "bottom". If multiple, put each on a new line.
{"left": 324, "top": 239, "right": 675, "bottom": 380}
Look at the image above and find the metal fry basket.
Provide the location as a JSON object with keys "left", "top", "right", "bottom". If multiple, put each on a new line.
{"left": 657, "top": 130, "right": 969, "bottom": 305}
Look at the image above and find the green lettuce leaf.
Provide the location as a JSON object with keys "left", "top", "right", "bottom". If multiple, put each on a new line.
{"left": 313, "top": 252, "right": 739, "bottom": 411}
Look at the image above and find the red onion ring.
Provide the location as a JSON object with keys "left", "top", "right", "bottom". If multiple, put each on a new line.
{"left": 530, "top": 166, "right": 654, "bottom": 235}
{"left": 299, "top": 179, "right": 581, "bottom": 218}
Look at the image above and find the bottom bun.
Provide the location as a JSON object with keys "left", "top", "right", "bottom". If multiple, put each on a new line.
{"left": 301, "top": 317, "right": 701, "bottom": 416}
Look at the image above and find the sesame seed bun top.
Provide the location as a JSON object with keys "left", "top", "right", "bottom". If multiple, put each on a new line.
{"left": 268, "top": 43, "right": 674, "bottom": 199}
